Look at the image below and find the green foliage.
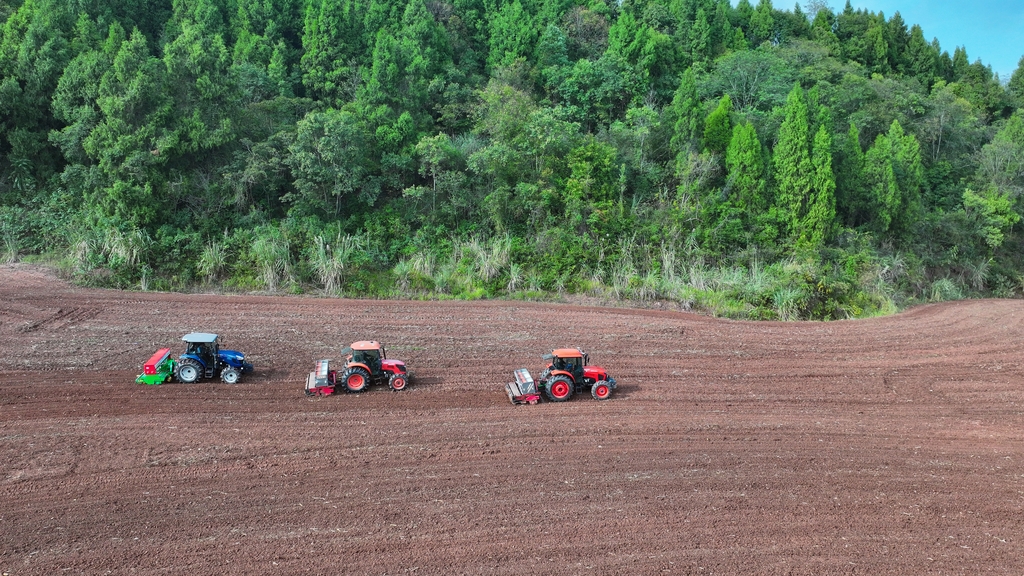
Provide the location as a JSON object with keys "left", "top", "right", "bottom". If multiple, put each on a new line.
{"left": 725, "top": 120, "right": 765, "bottom": 216}
{"left": 1010, "top": 56, "right": 1024, "bottom": 102}
{"left": 862, "top": 119, "right": 924, "bottom": 238}
{"left": 1, "top": 0, "right": 1021, "bottom": 311}
{"left": 772, "top": 82, "right": 812, "bottom": 239}
{"left": 702, "top": 93, "right": 733, "bottom": 154}
{"left": 285, "top": 107, "right": 375, "bottom": 217}
{"left": 800, "top": 123, "right": 835, "bottom": 247}
{"left": 963, "top": 188, "right": 1020, "bottom": 250}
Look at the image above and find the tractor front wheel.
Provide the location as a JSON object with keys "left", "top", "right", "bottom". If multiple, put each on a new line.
{"left": 591, "top": 382, "right": 612, "bottom": 400}
{"left": 341, "top": 367, "right": 371, "bottom": 393}
{"left": 221, "top": 367, "right": 240, "bottom": 384}
{"left": 388, "top": 373, "right": 408, "bottom": 391}
{"left": 176, "top": 360, "right": 201, "bottom": 383}
{"left": 545, "top": 376, "right": 574, "bottom": 402}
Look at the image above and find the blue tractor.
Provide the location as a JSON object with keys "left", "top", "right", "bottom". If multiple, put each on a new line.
{"left": 175, "top": 333, "right": 253, "bottom": 384}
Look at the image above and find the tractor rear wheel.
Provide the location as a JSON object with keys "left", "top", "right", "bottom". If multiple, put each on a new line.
{"left": 591, "top": 382, "right": 612, "bottom": 400}
{"left": 341, "top": 367, "right": 371, "bottom": 393}
{"left": 221, "top": 367, "right": 240, "bottom": 384}
{"left": 388, "top": 373, "right": 408, "bottom": 391}
{"left": 545, "top": 375, "right": 574, "bottom": 402}
{"left": 176, "top": 359, "right": 201, "bottom": 383}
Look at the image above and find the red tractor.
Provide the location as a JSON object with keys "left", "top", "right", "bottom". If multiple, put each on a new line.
{"left": 305, "top": 341, "right": 410, "bottom": 396}
{"left": 506, "top": 348, "right": 617, "bottom": 404}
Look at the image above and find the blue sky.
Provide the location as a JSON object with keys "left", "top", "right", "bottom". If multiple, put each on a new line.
{"left": 844, "top": 0, "right": 1024, "bottom": 79}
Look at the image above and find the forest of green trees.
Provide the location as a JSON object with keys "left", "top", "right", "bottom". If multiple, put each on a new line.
{"left": 2, "top": 0, "right": 1023, "bottom": 319}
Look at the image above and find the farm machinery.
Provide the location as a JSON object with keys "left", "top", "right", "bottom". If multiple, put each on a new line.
{"left": 136, "top": 333, "right": 253, "bottom": 385}
{"left": 506, "top": 348, "right": 617, "bottom": 404}
{"left": 305, "top": 340, "right": 410, "bottom": 396}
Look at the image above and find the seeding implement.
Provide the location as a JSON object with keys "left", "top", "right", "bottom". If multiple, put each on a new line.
{"left": 305, "top": 341, "right": 410, "bottom": 396}
{"left": 136, "top": 333, "right": 253, "bottom": 384}
{"left": 506, "top": 348, "right": 616, "bottom": 404}
{"left": 136, "top": 348, "right": 174, "bottom": 385}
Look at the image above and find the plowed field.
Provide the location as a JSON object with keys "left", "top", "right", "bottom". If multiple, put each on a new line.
{"left": 2, "top": 264, "right": 1023, "bottom": 575}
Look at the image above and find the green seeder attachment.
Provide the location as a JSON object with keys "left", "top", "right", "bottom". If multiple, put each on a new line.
{"left": 136, "top": 348, "right": 175, "bottom": 385}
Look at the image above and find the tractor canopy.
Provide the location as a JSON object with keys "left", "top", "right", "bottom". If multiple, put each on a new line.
{"left": 182, "top": 332, "right": 218, "bottom": 343}
{"left": 549, "top": 348, "right": 589, "bottom": 365}
{"left": 350, "top": 340, "right": 382, "bottom": 352}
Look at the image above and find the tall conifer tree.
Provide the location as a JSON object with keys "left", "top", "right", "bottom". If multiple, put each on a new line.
{"left": 800, "top": 124, "right": 836, "bottom": 246}
{"left": 773, "top": 82, "right": 811, "bottom": 238}
{"left": 726, "top": 121, "right": 766, "bottom": 218}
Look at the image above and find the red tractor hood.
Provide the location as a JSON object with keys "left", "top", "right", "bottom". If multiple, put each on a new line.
{"left": 382, "top": 359, "right": 406, "bottom": 373}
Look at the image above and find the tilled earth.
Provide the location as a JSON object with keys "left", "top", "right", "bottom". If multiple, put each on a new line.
{"left": 1, "top": 264, "right": 1023, "bottom": 575}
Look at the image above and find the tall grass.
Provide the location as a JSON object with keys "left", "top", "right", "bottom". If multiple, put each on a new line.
{"left": 252, "top": 226, "right": 290, "bottom": 291}
{"left": 309, "top": 233, "right": 362, "bottom": 294}
{"left": 198, "top": 240, "right": 228, "bottom": 283}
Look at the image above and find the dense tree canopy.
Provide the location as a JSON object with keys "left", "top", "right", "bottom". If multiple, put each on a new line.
{"left": 1, "top": 0, "right": 1022, "bottom": 318}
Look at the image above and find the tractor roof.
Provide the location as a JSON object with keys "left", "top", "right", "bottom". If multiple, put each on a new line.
{"left": 350, "top": 340, "right": 382, "bottom": 351}
{"left": 551, "top": 348, "right": 583, "bottom": 358}
{"left": 182, "top": 332, "right": 218, "bottom": 343}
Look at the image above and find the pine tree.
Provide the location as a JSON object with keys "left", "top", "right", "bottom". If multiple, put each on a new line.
{"left": 772, "top": 82, "right": 812, "bottom": 238}
{"left": 865, "top": 23, "right": 888, "bottom": 73}
{"left": 487, "top": 0, "right": 535, "bottom": 71}
{"left": 885, "top": 11, "right": 908, "bottom": 73}
{"left": 300, "top": 0, "right": 366, "bottom": 103}
{"left": 536, "top": 23, "right": 569, "bottom": 96}
{"left": 0, "top": 0, "right": 76, "bottom": 192}
{"left": 835, "top": 122, "right": 866, "bottom": 227}
{"left": 690, "top": 8, "right": 712, "bottom": 67}
{"left": 703, "top": 94, "right": 733, "bottom": 154}
{"left": 800, "top": 124, "right": 836, "bottom": 246}
{"left": 711, "top": 0, "right": 732, "bottom": 56}
{"left": 951, "top": 46, "right": 969, "bottom": 81}
{"left": 734, "top": 0, "right": 755, "bottom": 35}
{"left": 750, "top": 0, "right": 775, "bottom": 45}
{"left": 725, "top": 121, "right": 766, "bottom": 217}
{"left": 83, "top": 28, "right": 168, "bottom": 226}
{"left": 1009, "top": 55, "right": 1024, "bottom": 102}
{"left": 668, "top": 68, "right": 702, "bottom": 154}
{"left": 862, "top": 119, "right": 924, "bottom": 237}
{"left": 904, "top": 24, "right": 936, "bottom": 87}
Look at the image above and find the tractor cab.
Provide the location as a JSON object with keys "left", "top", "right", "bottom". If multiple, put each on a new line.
{"left": 182, "top": 333, "right": 220, "bottom": 378}
{"left": 348, "top": 342, "right": 384, "bottom": 374}
{"left": 545, "top": 348, "right": 588, "bottom": 382}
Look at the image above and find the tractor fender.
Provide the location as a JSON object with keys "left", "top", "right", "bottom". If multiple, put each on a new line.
{"left": 548, "top": 369, "right": 576, "bottom": 382}
{"left": 347, "top": 361, "right": 371, "bottom": 375}
{"left": 179, "top": 353, "right": 206, "bottom": 368}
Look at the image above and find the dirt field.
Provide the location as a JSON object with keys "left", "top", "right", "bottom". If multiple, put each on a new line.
{"left": 1, "top": 264, "right": 1022, "bottom": 575}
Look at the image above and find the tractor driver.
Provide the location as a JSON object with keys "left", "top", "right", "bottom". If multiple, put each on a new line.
{"left": 194, "top": 343, "right": 210, "bottom": 364}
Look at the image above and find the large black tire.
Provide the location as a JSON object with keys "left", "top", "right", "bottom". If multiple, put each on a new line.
{"left": 591, "top": 381, "right": 612, "bottom": 400}
{"left": 340, "top": 366, "right": 372, "bottom": 393}
{"left": 545, "top": 375, "right": 574, "bottom": 402}
{"left": 388, "top": 373, "right": 408, "bottom": 391}
{"left": 221, "top": 366, "right": 240, "bottom": 384}
{"left": 176, "top": 359, "right": 202, "bottom": 383}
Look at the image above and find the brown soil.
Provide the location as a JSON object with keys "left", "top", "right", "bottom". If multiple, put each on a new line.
{"left": 2, "top": 263, "right": 1023, "bottom": 575}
